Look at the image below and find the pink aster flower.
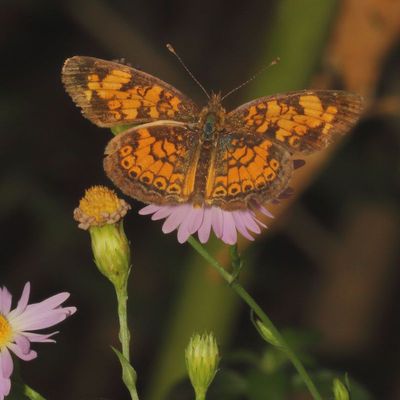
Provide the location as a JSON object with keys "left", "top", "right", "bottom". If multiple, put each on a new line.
{"left": 138, "top": 160, "right": 304, "bottom": 245}
{"left": 0, "top": 282, "right": 76, "bottom": 399}
{"left": 139, "top": 201, "right": 274, "bottom": 245}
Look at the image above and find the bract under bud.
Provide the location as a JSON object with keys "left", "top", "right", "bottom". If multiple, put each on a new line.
{"left": 90, "top": 223, "right": 130, "bottom": 288}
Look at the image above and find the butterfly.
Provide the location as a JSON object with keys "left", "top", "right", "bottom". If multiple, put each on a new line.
{"left": 62, "top": 56, "right": 363, "bottom": 211}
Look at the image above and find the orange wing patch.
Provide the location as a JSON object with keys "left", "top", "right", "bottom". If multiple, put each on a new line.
{"left": 62, "top": 56, "right": 198, "bottom": 127}
{"left": 205, "top": 134, "right": 293, "bottom": 210}
{"left": 229, "top": 90, "right": 363, "bottom": 154}
{"left": 103, "top": 124, "right": 200, "bottom": 205}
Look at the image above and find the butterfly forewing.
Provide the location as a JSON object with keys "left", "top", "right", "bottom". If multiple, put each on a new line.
{"left": 228, "top": 90, "right": 363, "bottom": 154}
{"left": 62, "top": 56, "right": 199, "bottom": 127}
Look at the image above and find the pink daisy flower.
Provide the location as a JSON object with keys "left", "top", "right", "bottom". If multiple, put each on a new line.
{"left": 139, "top": 201, "right": 274, "bottom": 245}
{"left": 0, "top": 282, "right": 76, "bottom": 399}
{"left": 138, "top": 160, "right": 304, "bottom": 245}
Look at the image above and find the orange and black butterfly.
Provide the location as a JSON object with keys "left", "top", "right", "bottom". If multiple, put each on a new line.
{"left": 62, "top": 56, "right": 363, "bottom": 211}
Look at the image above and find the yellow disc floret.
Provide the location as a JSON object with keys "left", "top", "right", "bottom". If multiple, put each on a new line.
{"left": 0, "top": 314, "right": 12, "bottom": 348}
{"left": 74, "top": 186, "right": 131, "bottom": 230}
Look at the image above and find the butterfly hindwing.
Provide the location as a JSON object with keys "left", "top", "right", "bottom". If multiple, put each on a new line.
{"left": 204, "top": 131, "right": 293, "bottom": 210}
{"left": 103, "top": 123, "right": 201, "bottom": 205}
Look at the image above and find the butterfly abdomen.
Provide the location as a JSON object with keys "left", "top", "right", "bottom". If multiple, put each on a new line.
{"left": 190, "top": 96, "right": 227, "bottom": 206}
{"left": 191, "top": 139, "right": 216, "bottom": 206}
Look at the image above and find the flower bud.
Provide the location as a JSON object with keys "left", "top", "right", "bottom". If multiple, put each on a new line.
{"left": 256, "top": 320, "right": 283, "bottom": 348}
{"left": 185, "top": 332, "right": 219, "bottom": 400}
{"left": 332, "top": 378, "right": 350, "bottom": 400}
{"left": 74, "top": 186, "right": 131, "bottom": 288}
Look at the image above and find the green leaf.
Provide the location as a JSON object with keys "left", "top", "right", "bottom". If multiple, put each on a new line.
{"left": 23, "top": 386, "right": 46, "bottom": 400}
{"left": 112, "top": 346, "right": 137, "bottom": 390}
{"left": 111, "top": 124, "right": 136, "bottom": 136}
{"left": 254, "top": 319, "right": 283, "bottom": 349}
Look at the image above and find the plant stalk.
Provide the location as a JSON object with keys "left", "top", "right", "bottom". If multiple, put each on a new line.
{"left": 115, "top": 282, "right": 140, "bottom": 400}
{"left": 187, "top": 236, "right": 322, "bottom": 400}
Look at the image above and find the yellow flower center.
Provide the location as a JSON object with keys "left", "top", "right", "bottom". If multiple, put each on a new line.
{"left": 74, "top": 186, "right": 131, "bottom": 230}
{"left": 79, "top": 186, "right": 121, "bottom": 220}
{"left": 0, "top": 314, "right": 13, "bottom": 348}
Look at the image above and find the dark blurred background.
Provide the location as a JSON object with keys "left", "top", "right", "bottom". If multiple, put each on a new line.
{"left": 1, "top": 0, "right": 400, "bottom": 399}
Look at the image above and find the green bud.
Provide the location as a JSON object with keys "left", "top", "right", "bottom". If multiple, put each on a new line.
{"left": 332, "top": 378, "right": 350, "bottom": 400}
{"left": 74, "top": 186, "right": 131, "bottom": 288}
{"left": 185, "top": 332, "right": 219, "bottom": 400}
{"left": 256, "top": 320, "right": 283, "bottom": 348}
{"left": 90, "top": 223, "right": 130, "bottom": 288}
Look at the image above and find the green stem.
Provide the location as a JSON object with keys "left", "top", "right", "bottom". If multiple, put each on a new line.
{"left": 195, "top": 392, "right": 206, "bottom": 400}
{"left": 116, "top": 283, "right": 131, "bottom": 361}
{"left": 115, "top": 282, "right": 140, "bottom": 400}
{"left": 23, "top": 384, "right": 46, "bottom": 400}
{"left": 187, "top": 236, "right": 322, "bottom": 400}
{"left": 229, "top": 244, "right": 243, "bottom": 280}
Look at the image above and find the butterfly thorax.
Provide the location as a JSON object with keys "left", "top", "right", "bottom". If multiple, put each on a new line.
{"left": 198, "top": 93, "right": 226, "bottom": 142}
{"left": 188, "top": 93, "right": 227, "bottom": 206}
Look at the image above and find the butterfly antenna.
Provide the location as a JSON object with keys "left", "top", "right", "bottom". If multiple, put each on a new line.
{"left": 166, "top": 43, "right": 210, "bottom": 99}
{"left": 221, "top": 57, "right": 280, "bottom": 101}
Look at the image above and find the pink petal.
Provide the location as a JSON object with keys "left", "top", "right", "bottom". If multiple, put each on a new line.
{"left": 151, "top": 206, "right": 175, "bottom": 221}
{"left": 26, "top": 292, "right": 71, "bottom": 313}
{"left": 13, "top": 334, "right": 31, "bottom": 355}
{"left": 0, "top": 348, "right": 13, "bottom": 378}
{"left": 0, "top": 287, "right": 12, "bottom": 315}
{"left": 12, "top": 309, "right": 74, "bottom": 332}
{"left": 248, "top": 210, "right": 267, "bottom": 228}
{"left": 61, "top": 306, "right": 77, "bottom": 316}
{"left": 176, "top": 206, "right": 203, "bottom": 243}
{"left": 138, "top": 204, "right": 162, "bottom": 215}
{"left": 162, "top": 204, "right": 191, "bottom": 234}
{"left": 0, "top": 379, "right": 9, "bottom": 398}
{"left": 255, "top": 216, "right": 267, "bottom": 229}
{"left": 22, "top": 331, "right": 57, "bottom": 343}
{"left": 10, "top": 292, "right": 76, "bottom": 332}
{"left": 240, "top": 211, "right": 262, "bottom": 234}
{"left": 177, "top": 221, "right": 191, "bottom": 243}
{"left": 188, "top": 207, "right": 205, "bottom": 234}
{"left": 0, "top": 375, "right": 11, "bottom": 399}
{"left": 232, "top": 212, "right": 255, "bottom": 241}
{"left": 211, "top": 207, "right": 224, "bottom": 238}
{"left": 257, "top": 204, "right": 274, "bottom": 219}
{"left": 198, "top": 208, "right": 213, "bottom": 243}
{"left": 7, "top": 342, "right": 37, "bottom": 361}
{"left": 220, "top": 211, "right": 237, "bottom": 245}
{"left": 11, "top": 282, "right": 30, "bottom": 318}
